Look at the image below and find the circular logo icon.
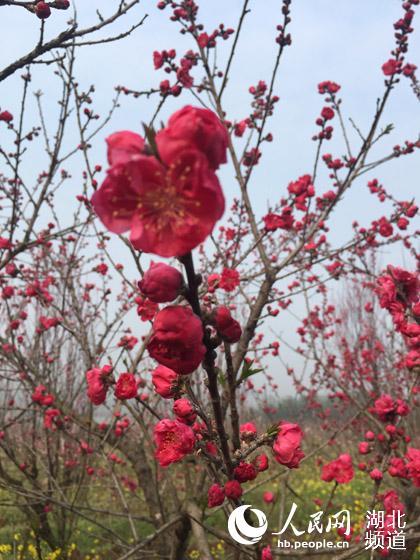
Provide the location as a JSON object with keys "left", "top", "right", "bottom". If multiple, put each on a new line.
{"left": 228, "top": 505, "right": 268, "bottom": 545}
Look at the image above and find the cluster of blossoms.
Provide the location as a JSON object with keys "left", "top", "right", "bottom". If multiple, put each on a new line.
{"left": 388, "top": 448, "right": 420, "bottom": 487}
{"left": 153, "top": 48, "right": 198, "bottom": 95}
{"left": 313, "top": 81, "right": 341, "bottom": 141}
{"left": 262, "top": 173, "right": 317, "bottom": 236}
{"left": 370, "top": 393, "right": 410, "bottom": 422}
{"left": 365, "top": 179, "right": 419, "bottom": 240}
{"left": 376, "top": 266, "right": 419, "bottom": 369}
{"left": 381, "top": 0, "right": 418, "bottom": 83}
{"left": 354, "top": 392, "right": 420, "bottom": 487}
{"left": 88, "top": 106, "right": 307, "bottom": 502}
{"left": 321, "top": 453, "right": 354, "bottom": 484}
{"left": 86, "top": 365, "right": 139, "bottom": 405}
{"left": 90, "top": 106, "right": 232, "bottom": 468}
{"left": 207, "top": 420, "right": 304, "bottom": 508}
{"left": 31, "top": 385, "right": 62, "bottom": 431}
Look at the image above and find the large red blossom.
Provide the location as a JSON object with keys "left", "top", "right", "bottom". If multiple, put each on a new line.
{"left": 272, "top": 422, "right": 304, "bottom": 468}
{"left": 154, "top": 419, "right": 195, "bottom": 467}
{"left": 321, "top": 453, "right": 354, "bottom": 484}
{"left": 91, "top": 149, "right": 224, "bottom": 257}
{"left": 155, "top": 105, "right": 229, "bottom": 170}
{"left": 147, "top": 306, "right": 206, "bottom": 374}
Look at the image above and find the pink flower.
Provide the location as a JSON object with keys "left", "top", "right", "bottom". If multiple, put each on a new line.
{"left": 138, "top": 262, "right": 183, "bottom": 303}
{"left": 0, "top": 237, "right": 12, "bottom": 249}
{"left": 153, "top": 51, "right": 165, "bottom": 69}
{"left": 207, "top": 483, "right": 225, "bottom": 507}
{"left": 148, "top": 306, "right": 206, "bottom": 374}
{"left": 86, "top": 365, "right": 112, "bottom": 405}
{"left": 390, "top": 267, "right": 418, "bottom": 303}
{"left": 117, "top": 335, "right": 138, "bottom": 350}
{"left": 273, "top": 422, "right": 304, "bottom": 468}
{"left": 224, "top": 480, "right": 243, "bottom": 500}
{"left": 358, "top": 442, "right": 370, "bottom": 455}
{"left": 32, "top": 385, "right": 54, "bottom": 406}
{"left": 321, "top": 454, "right": 354, "bottom": 484}
{"left": 383, "top": 490, "right": 405, "bottom": 514}
{"left": 382, "top": 59, "right": 400, "bottom": 76}
{"left": 114, "top": 373, "right": 137, "bottom": 400}
{"left": 154, "top": 419, "right": 195, "bottom": 467}
{"left": 135, "top": 296, "right": 159, "bottom": 321}
{"left": 44, "top": 408, "right": 60, "bottom": 430}
{"left": 263, "top": 491, "right": 275, "bottom": 504}
{"left": 239, "top": 422, "right": 257, "bottom": 439}
{"left": 39, "top": 316, "right": 60, "bottom": 330}
{"left": 0, "top": 111, "right": 13, "bottom": 123}
{"left": 321, "top": 107, "right": 334, "bottom": 120}
{"left": 254, "top": 454, "right": 269, "bottom": 472}
{"left": 261, "top": 546, "right": 273, "bottom": 560}
{"left": 173, "top": 398, "right": 196, "bottom": 424}
{"left": 234, "top": 462, "right": 257, "bottom": 483}
{"left": 388, "top": 457, "right": 408, "bottom": 479}
{"left": 206, "top": 273, "right": 220, "bottom": 293}
{"left": 376, "top": 275, "right": 397, "bottom": 309}
{"left": 405, "top": 349, "right": 420, "bottom": 369}
{"left": 378, "top": 217, "right": 393, "bottom": 237}
{"left": 95, "top": 263, "right": 108, "bottom": 275}
{"left": 197, "top": 32, "right": 209, "bottom": 48}
{"left": 155, "top": 105, "right": 228, "bottom": 170}
{"left": 234, "top": 119, "right": 248, "bottom": 137}
{"left": 318, "top": 81, "right": 341, "bottom": 94}
{"left": 219, "top": 268, "right": 240, "bottom": 292}
{"left": 152, "top": 365, "right": 179, "bottom": 398}
{"left": 263, "top": 211, "right": 294, "bottom": 231}
{"left": 370, "top": 468, "right": 383, "bottom": 481}
{"left": 212, "top": 306, "right": 242, "bottom": 343}
{"left": 372, "top": 394, "right": 397, "bottom": 422}
{"left": 402, "top": 63, "right": 417, "bottom": 77}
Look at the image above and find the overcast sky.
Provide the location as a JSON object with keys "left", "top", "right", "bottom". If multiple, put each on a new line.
{"left": 1, "top": 1, "right": 419, "bottom": 395}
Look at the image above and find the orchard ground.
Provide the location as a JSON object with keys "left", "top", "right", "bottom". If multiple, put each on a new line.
{"left": 0, "top": 410, "right": 414, "bottom": 560}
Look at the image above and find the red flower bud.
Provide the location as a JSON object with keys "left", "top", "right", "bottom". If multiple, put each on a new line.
{"left": 35, "top": 1, "right": 51, "bottom": 19}
{"left": 138, "top": 262, "right": 183, "bottom": 303}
